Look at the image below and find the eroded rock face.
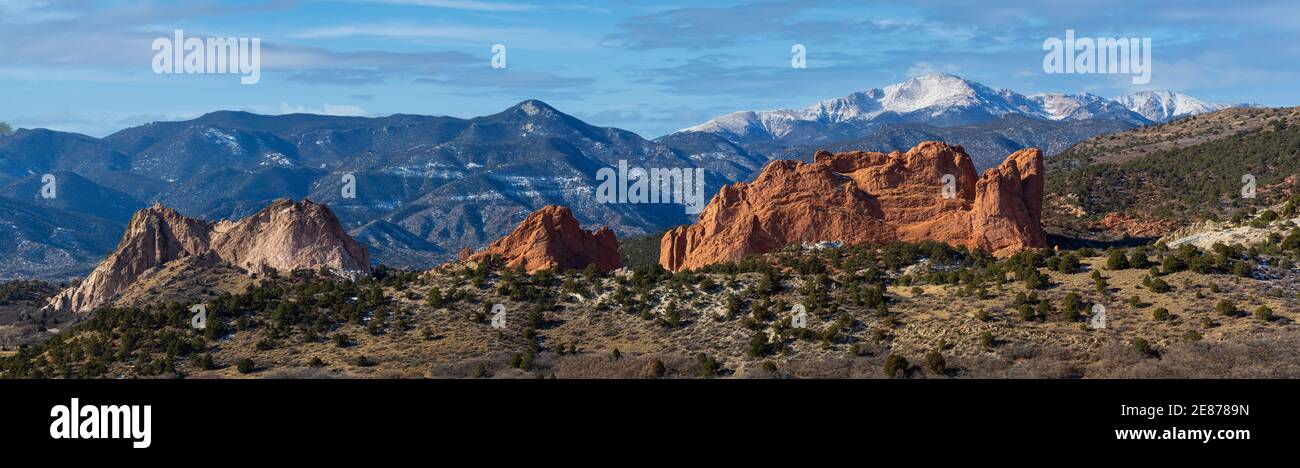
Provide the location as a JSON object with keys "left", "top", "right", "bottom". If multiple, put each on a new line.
{"left": 660, "top": 141, "right": 1046, "bottom": 271}
{"left": 466, "top": 205, "right": 619, "bottom": 273}
{"left": 46, "top": 199, "right": 369, "bottom": 313}
{"left": 211, "top": 199, "right": 371, "bottom": 275}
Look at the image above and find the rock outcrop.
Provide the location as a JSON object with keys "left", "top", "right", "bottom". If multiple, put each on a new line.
{"left": 659, "top": 141, "right": 1046, "bottom": 271}
{"left": 210, "top": 199, "right": 370, "bottom": 275}
{"left": 46, "top": 199, "right": 369, "bottom": 313}
{"left": 465, "top": 205, "right": 619, "bottom": 273}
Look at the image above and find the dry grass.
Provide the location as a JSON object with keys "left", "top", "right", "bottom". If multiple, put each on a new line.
{"left": 87, "top": 253, "right": 1300, "bottom": 379}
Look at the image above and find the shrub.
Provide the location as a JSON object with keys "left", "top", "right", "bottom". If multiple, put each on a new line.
{"left": 1232, "top": 261, "right": 1252, "bottom": 278}
{"left": 1017, "top": 303, "right": 1036, "bottom": 321}
{"left": 1148, "top": 276, "right": 1171, "bottom": 293}
{"left": 1215, "top": 300, "right": 1240, "bottom": 317}
{"left": 1058, "top": 253, "right": 1081, "bottom": 274}
{"left": 308, "top": 357, "right": 325, "bottom": 368}
{"left": 1152, "top": 307, "right": 1171, "bottom": 321}
{"left": 1132, "top": 338, "right": 1154, "bottom": 357}
{"left": 1036, "top": 298, "right": 1056, "bottom": 318}
{"left": 747, "top": 331, "right": 772, "bottom": 357}
{"left": 979, "top": 331, "right": 995, "bottom": 349}
{"left": 1255, "top": 305, "right": 1274, "bottom": 322}
{"left": 924, "top": 350, "right": 946, "bottom": 375}
{"left": 1183, "top": 330, "right": 1203, "bottom": 342}
{"left": 1106, "top": 249, "right": 1130, "bottom": 270}
{"left": 354, "top": 355, "right": 374, "bottom": 367}
{"left": 650, "top": 359, "right": 666, "bottom": 378}
{"left": 695, "top": 353, "right": 719, "bottom": 378}
{"left": 974, "top": 308, "right": 991, "bottom": 322}
{"left": 255, "top": 338, "right": 275, "bottom": 351}
{"left": 519, "top": 349, "right": 534, "bottom": 371}
{"left": 333, "top": 333, "right": 353, "bottom": 347}
{"left": 191, "top": 353, "right": 216, "bottom": 371}
{"left": 1024, "top": 268, "right": 1048, "bottom": 290}
{"left": 1061, "top": 293, "right": 1083, "bottom": 321}
{"left": 236, "top": 358, "right": 255, "bottom": 374}
{"left": 884, "top": 354, "right": 909, "bottom": 378}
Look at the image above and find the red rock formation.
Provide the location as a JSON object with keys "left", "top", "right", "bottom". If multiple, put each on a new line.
{"left": 660, "top": 141, "right": 1046, "bottom": 271}
{"left": 47, "top": 199, "right": 370, "bottom": 313}
{"left": 466, "top": 205, "right": 619, "bottom": 273}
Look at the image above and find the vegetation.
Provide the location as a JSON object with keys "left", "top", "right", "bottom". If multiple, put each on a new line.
{"left": 2, "top": 232, "right": 1296, "bottom": 379}
{"left": 1047, "top": 113, "right": 1300, "bottom": 229}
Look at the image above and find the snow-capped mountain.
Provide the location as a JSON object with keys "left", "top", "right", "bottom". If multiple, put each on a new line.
{"left": 676, "top": 73, "right": 1152, "bottom": 143}
{"left": 680, "top": 74, "right": 1048, "bottom": 143}
{"left": 1028, "top": 93, "right": 1149, "bottom": 124}
{"left": 1114, "top": 91, "right": 1230, "bottom": 123}
{"left": 669, "top": 73, "right": 1228, "bottom": 167}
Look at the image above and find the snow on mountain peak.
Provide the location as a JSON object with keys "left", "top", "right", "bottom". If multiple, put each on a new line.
{"left": 674, "top": 74, "right": 1225, "bottom": 141}
{"left": 1114, "top": 91, "right": 1229, "bottom": 122}
{"left": 879, "top": 73, "right": 985, "bottom": 113}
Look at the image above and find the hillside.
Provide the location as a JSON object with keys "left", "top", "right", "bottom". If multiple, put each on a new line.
{"left": 5, "top": 235, "right": 1299, "bottom": 379}
{"left": 1044, "top": 107, "right": 1300, "bottom": 240}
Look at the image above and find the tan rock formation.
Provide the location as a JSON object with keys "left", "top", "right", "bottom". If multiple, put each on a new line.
{"left": 660, "top": 141, "right": 1046, "bottom": 271}
{"left": 46, "top": 199, "right": 369, "bottom": 313}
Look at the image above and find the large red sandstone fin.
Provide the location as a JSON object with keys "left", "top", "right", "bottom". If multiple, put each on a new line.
{"left": 659, "top": 141, "right": 1046, "bottom": 271}
{"left": 466, "top": 205, "right": 620, "bottom": 273}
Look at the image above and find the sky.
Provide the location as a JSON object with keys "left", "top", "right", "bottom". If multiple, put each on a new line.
{"left": 1, "top": 0, "right": 1298, "bottom": 138}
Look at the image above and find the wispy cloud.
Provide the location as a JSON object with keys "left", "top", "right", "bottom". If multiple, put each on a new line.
{"left": 292, "top": 23, "right": 544, "bottom": 40}
{"left": 354, "top": 0, "right": 609, "bottom": 13}
{"left": 602, "top": 1, "right": 844, "bottom": 50}
{"left": 361, "top": 0, "right": 539, "bottom": 12}
{"left": 289, "top": 22, "right": 597, "bottom": 49}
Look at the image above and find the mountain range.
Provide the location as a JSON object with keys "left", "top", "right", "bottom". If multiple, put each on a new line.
{"left": 0, "top": 100, "right": 758, "bottom": 279}
{"left": 0, "top": 74, "right": 1230, "bottom": 279}
{"left": 669, "top": 73, "right": 1230, "bottom": 168}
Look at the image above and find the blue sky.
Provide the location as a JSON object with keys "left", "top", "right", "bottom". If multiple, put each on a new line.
{"left": 2, "top": 0, "right": 1298, "bottom": 138}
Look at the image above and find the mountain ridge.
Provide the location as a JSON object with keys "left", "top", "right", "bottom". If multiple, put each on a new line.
{"left": 670, "top": 73, "right": 1230, "bottom": 168}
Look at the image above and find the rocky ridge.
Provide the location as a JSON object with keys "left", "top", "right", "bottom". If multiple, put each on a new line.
{"left": 46, "top": 199, "right": 369, "bottom": 313}
{"left": 660, "top": 141, "right": 1046, "bottom": 271}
